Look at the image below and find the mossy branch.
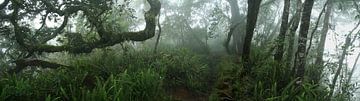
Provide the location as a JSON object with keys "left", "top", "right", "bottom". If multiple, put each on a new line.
{"left": 11, "top": 0, "right": 161, "bottom": 54}
{"left": 7, "top": 0, "right": 161, "bottom": 73}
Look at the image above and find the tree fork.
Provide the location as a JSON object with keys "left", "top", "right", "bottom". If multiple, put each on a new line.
{"left": 11, "top": 0, "right": 161, "bottom": 54}
{"left": 8, "top": 0, "right": 161, "bottom": 73}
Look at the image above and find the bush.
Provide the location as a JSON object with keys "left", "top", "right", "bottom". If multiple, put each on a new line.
{"left": 211, "top": 47, "right": 330, "bottom": 101}
{"left": 0, "top": 48, "right": 211, "bottom": 100}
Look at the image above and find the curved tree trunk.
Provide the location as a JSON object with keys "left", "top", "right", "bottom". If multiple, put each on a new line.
{"left": 7, "top": 0, "right": 162, "bottom": 73}
{"left": 154, "top": 14, "right": 162, "bottom": 53}
{"left": 225, "top": 0, "right": 246, "bottom": 55}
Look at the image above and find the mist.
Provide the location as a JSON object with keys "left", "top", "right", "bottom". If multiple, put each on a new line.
{"left": 0, "top": 0, "right": 360, "bottom": 100}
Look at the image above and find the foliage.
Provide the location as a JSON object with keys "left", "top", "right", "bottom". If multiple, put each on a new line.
{"left": 210, "top": 46, "right": 331, "bottom": 101}
{"left": 0, "top": 49, "right": 211, "bottom": 100}
{"left": 1, "top": 0, "right": 359, "bottom": 100}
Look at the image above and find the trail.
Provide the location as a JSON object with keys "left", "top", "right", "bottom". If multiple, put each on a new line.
{"left": 170, "top": 53, "right": 223, "bottom": 101}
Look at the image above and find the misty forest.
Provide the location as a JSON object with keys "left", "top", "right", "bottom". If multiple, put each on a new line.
{"left": 1, "top": 0, "right": 360, "bottom": 100}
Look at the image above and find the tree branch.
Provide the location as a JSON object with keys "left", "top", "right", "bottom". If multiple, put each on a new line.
{"left": 353, "top": 0, "right": 360, "bottom": 14}
{"left": 9, "top": 59, "right": 70, "bottom": 74}
{"left": 0, "top": 0, "right": 9, "bottom": 10}
{"left": 11, "top": 0, "right": 161, "bottom": 54}
{"left": 41, "top": 14, "right": 70, "bottom": 43}
{"left": 224, "top": 23, "right": 241, "bottom": 54}
{"left": 7, "top": 0, "right": 161, "bottom": 74}
{"left": 305, "top": 0, "right": 328, "bottom": 56}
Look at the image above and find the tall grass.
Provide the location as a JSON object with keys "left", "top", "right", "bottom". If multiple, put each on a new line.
{"left": 0, "top": 48, "right": 210, "bottom": 101}
{"left": 210, "top": 47, "right": 331, "bottom": 101}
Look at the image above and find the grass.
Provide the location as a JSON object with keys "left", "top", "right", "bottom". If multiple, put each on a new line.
{"left": 0, "top": 47, "right": 341, "bottom": 101}
{"left": 209, "top": 47, "right": 332, "bottom": 101}
{"left": 0, "top": 48, "right": 211, "bottom": 101}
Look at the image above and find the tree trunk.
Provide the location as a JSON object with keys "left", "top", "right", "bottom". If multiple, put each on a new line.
{"left": 312, "top": 0, "right": 333, "bottom": 83}
{"left": 306, "top": 1, "right": 328, "bottom": 56}
{"left": 294, "top": 0, "right": 315, "bottom": 79}
{"left": 346, "top": 52, "right": 360, "bottom": 86}
{"left": 242, "top": 0, "right": 262, "bottom": 72}
{"left": 286, "top": 0, "right": 302, "bottom": 70}
{"left": 329, "top": 36, "right": 351, "bottom": 98}
{"left": 154, "top": 14, "right": 162, "bottom": 53}
{"left": 329, "top": 20, "right": 360, "bottom": 99}
{"left": 314, "top": 0, "right": 332, "bottom": 64}
{"left": 274, "top": 0, "right": 290, "bottom": 62}
{"left": 225, "top": 0, "right": 246, "bottom": 55}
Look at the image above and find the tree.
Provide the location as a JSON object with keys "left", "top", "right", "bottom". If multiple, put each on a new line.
{"left": 242, "top": 0, "right": 262, "bottom": 72}
{"left": 274, "top": 0, "right": 290, "bottom": 62}
{"left": 294, "top": 0, "right": 315, "bottom": 79}
{"left": 344, "top": 52, "right": 360, "bottom": 97}
{"left": 153, "top": 0, "right": 211, "bottom": 53}
{"left": 225, "top": 0, "right": 246, "bottom": 55}
{"left": 329, "top": 21, "right": 360, "bottom": 99}
{"left": 286, "top": 0, "right": 302, "bottom": 70}
{"left": 312, "top": 0, "right": 333, "bottom": 83}
{"left": 1, "top": 0, "right": 161, "bottom": 73}
{"left": 153, "top": 13, "right": 162, "bottom": 53}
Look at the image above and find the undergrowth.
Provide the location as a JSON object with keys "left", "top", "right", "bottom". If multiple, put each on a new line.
{"left": 0, "top": 48, "right": 210, "bottom": 101}
{"left": 209, "top": 47, "right": 330, "bottom": 101}
{"left": 0, "top": 47, "right": 339, "bottom": 101}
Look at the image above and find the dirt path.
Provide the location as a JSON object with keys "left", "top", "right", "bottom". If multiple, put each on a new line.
{"left": 170, "top": 87, "right": 207, "bottom": 101}
{"left": 170, "top": 53, "right": 224, "bottom": 101}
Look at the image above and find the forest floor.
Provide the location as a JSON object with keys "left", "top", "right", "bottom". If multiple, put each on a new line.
{"left": 170, "top": 86, "right": 207, "bottom": 101}
{"left": 170, "top": 53, "right": 223, "bottom": 101}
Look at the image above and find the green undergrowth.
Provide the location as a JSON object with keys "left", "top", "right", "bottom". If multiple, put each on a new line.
{"left": 0, "top": 48, "right": 211, "bottom": 101}
{"left": 210, "top": 47, "right": 330, "bottom": 101}
{"left": 0, "top": 47, "right": 337, "bottom": 101}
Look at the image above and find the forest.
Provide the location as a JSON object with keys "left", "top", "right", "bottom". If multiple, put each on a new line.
{"left": 0, "top": 0, "right": 360, "bottom": 100}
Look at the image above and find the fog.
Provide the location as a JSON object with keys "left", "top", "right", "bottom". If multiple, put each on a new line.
{"left": 1, "top": 0, "right": 360, "bottom": 100}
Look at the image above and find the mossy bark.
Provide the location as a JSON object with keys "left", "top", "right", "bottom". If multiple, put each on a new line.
{"left": 8, "top": 0, "right": 161, "bottom": 73}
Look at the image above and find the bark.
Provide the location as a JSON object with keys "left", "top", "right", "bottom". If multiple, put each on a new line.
{"left": 261, "top": 20, "right": 281, "bottom": 47}
{"left": 354, "top": 0, "right": 360, "bottom": 13}
{"left": 242, "top": 0, "right": 262, "bottom": 72}
{"left": 341, "top": 53, "right": 360, "bottom": 98}
{"left": 9, "top": 59, "right": 71, "bottom": 74}
{"left": 154, "top": 13, "right": 162, "bottom": 53}
{"left": 286, "top": 0, "right": 302, "bottom": 70}
{"left": 0, "top": 0, "right": 9, "bottom": 10}
{"left": 329, "top": 21, "right": 360, "bottom": 99}
{"left": 225, "top": 0, "right": 246, "bottom": 55}
{"left": 224, "top": 23, "right": 240, "bottom": 54}
{"left": 6, "top": 0, "right": 161, "bottom": 73}
{"left": 312, "top": 0, "right": 333, "bottom": 83}
{"left": 294, "top": 0, "right": 315, "bottom": 79}
{"left": 274, "top": 0, "right": 290, "bottom": 62}
{"left": 329, "top": 36, "right": 351, "bottom": 98}
{"left": 346, "top": 53, "right": 360, "bottom": 86}
{"left": 260, "top": 0, "right": 277, "bottom": 7}
{"left": 9, "top": 0, "right": 161, "bottom": 54}
{"left": 306, "top": 1, "right": 328, "bottom": 56}
{"left": 184, "top": 20, "right": 209, "bottom": 54}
